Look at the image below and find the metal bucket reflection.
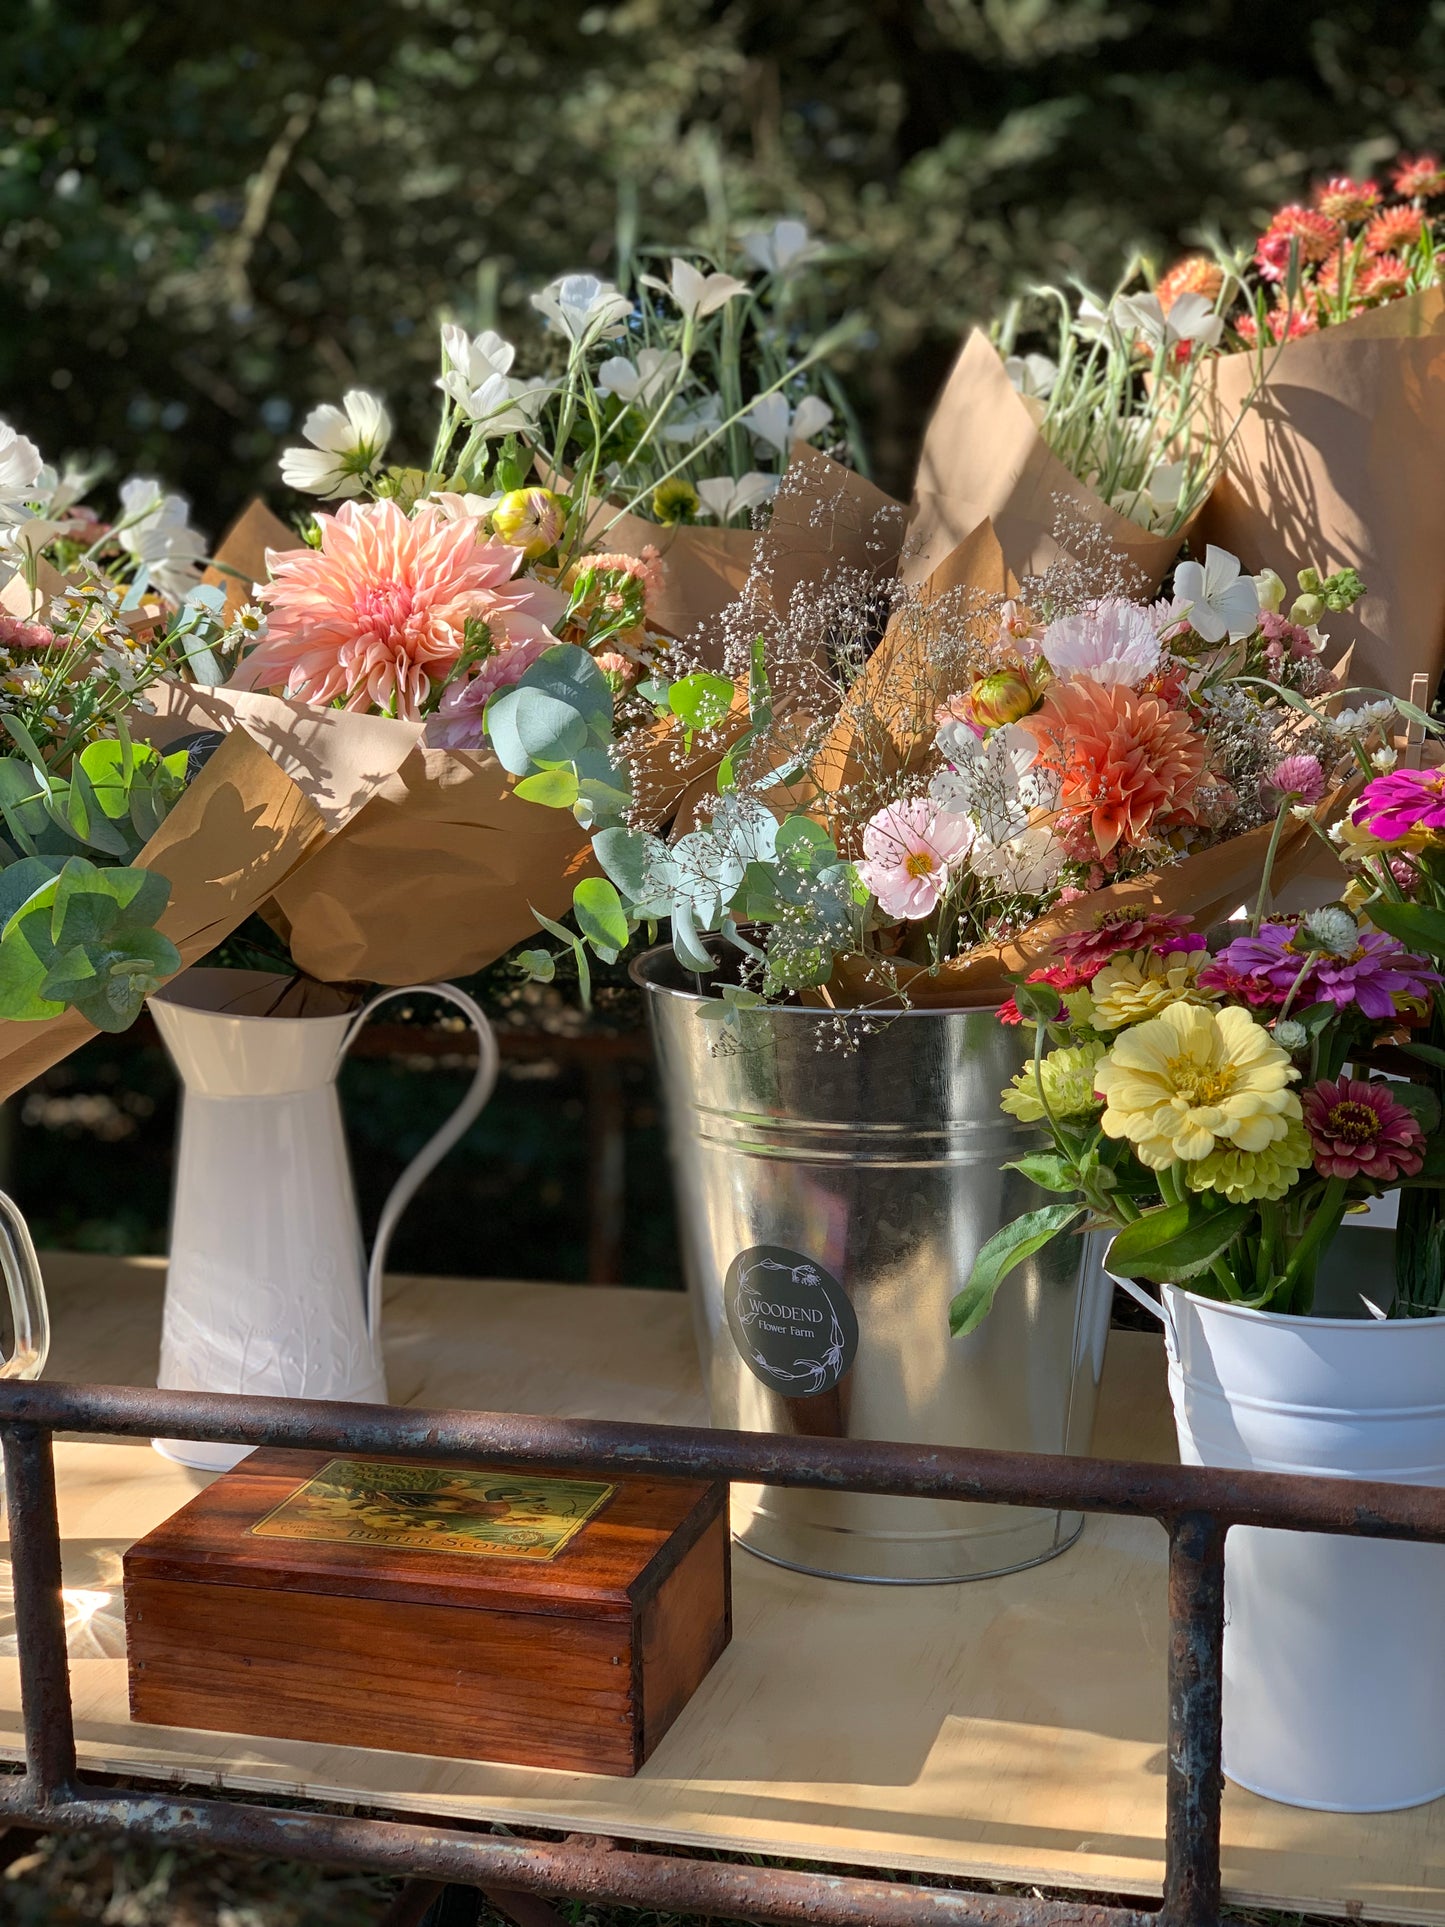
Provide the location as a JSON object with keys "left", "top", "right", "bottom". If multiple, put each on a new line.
{"left": 635, "top": 946, "right": 1113, "bottom": 1583}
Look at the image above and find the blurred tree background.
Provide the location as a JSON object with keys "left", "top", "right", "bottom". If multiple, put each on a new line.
{"left": 3, "top": 0, "right": 1443, "bottom": 1280}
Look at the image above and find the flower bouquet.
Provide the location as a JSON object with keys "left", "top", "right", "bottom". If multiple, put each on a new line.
{"left": 0, "top": 419, "right": 332, "bottom": 1097}
{"left": 1183, "top": 157, "right": 1445, "bottom": 700}
{"left": 960, "top": 789, "right": 1445, "bottom": 1811}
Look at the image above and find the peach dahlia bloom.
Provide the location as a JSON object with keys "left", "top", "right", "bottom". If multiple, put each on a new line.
{"left": 1020, "top": 679, "right": 1206, "bottom": 858}
{"left": 235, "top": 498, "right": 559, "bottom": 720}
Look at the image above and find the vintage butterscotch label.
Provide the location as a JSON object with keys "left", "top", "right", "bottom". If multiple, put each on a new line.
{"left": 250, "top": 1459, "right": 614, "bottom": 1561}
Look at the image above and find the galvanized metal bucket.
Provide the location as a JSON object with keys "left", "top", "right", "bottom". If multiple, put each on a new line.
{"left": 634, "top": 946, "right": 1113, "bottom": 1583}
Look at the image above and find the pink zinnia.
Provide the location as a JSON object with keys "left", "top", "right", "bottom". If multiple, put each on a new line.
{"left": 235, "top": 498, "right": 559, "bottom": 721}
{"left": 1353, "top": 767, "right": 1445, "bottom": 842}
{"left": 1260, "top": 754, "right": 1326, "bottom": 808}
{"left": 855, "top": 798, "right": 972, "bottom": 922}
{"left": 1052, "top": 910, "right": 1196, "bottom": 981}
{"left": 1302, "top": 1077, "right": 1426, "bottom": 1182}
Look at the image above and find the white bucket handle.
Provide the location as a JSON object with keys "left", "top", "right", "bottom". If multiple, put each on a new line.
{"left": 1107, "top": 1267, "right": 1180, "bottom": 1355}
{"left": 0, "top": 1190, "right": 48, "bottom": 1381}
{"left": 342, "top": 983, "right": 500, "bottom": 1341}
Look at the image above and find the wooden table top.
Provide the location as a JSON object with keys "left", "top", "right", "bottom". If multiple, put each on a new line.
{"left": 4, "top": 1251, "right": 1444, "bottom": 1924}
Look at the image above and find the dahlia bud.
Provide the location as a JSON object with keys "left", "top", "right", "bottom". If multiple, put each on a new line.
{"left": 963, "top": 665, "right": 1041, "bottom": 734}
{"left": 492, "top": 486, "right": 567, "bottom": 559}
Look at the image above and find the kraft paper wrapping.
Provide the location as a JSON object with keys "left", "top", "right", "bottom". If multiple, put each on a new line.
{"left": 1197, "top": 288, "right": 1445, "bottom": 699}
{"left": 907, "top": 329, "right": 1191, "bottom": 593}
{"left": 0, "top": 728, "right": 323, "bottom": 1099}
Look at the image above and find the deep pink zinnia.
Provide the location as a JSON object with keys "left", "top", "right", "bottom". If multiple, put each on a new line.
{"left": 234, "top": 498, "right": 559, "bottom": 721}
{"left": 1352, "top": 767, "right": 1445, "bottom": 843}
{"left": 1051, "top": 910, "right": 1196, "bottom": 982}
{"left": 1301, "top": 1077, "right": 1426, "bottom": 1182}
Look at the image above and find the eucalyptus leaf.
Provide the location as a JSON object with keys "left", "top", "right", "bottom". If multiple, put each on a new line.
{"left": 514, "top": 768, "right": 580, "bottom": 810}
{"left": 573, "top": 876, "right": 630, "bottom": 954}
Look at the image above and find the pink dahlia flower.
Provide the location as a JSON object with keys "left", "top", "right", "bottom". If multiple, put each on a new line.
{"left": 1302, "top": 1077, "right": 1425, "bottom": 1182}
{"left": 856, "top": 798, "right": 973, "bottom": 922}
{"left": 1353, "top": 767, "right": 1445, "bottom": 842}
{"left": 235, "top": 498, "right": 559, "bottom": 721}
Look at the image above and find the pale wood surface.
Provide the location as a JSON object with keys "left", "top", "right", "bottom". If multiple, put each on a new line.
{"left": 3, "top": 1252, "right": 1444, "bottom": 1923}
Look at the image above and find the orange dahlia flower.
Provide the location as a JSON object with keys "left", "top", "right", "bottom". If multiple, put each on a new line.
{"left": 236, "top": 498, "right": 559, "bottom": 720}
{"left": 1020, "top": 680, "right": 1207, "bottom": 858}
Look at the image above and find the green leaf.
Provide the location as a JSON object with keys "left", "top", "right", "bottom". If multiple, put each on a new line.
{"left": 668, "top": 672, "right": 735, "bottom": 734}
{"left": 1402, "top": 1040, "right": 1445, "bottom": 1073}
{"left": 1003, "top": 1152, "right": 1080, "bottom": 1194}
{"left": 515, "top": 768, "right": 580, "bottom": 810}
{"left": 1106, "top": 1199, "right": 1252, "bottom": 1284}
{"left": 593, "top": 826, "right": 669, "bottom": 914}
{"left": 573, "top": 876, "right": 630, "bottom": 954}
{"left": 1388, "top": 1081, "right": 1441, "bottom": 1134}
{"left": 515, "top": 948, "right": 556, "bottom": 985}
{"left": 1364, "top": 897, "right": 1445, "bottom": 959}
{"left": 1011, "top": 980, "right": 1064, "bottom": 1025}
{"left": 949, "top": 1204, "right": 1083, "bottom": 1337}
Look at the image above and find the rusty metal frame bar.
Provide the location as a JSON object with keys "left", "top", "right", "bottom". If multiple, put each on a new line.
{"left": 1, "top": 1380, "right": 1442, "bottom": 1927}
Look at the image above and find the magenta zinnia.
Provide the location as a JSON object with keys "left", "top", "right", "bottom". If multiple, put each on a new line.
{"left": 1352, "top": 767, "right": 1445, "bottom": 842}
{"left": 236, "top": 498, "right": 559, "bottom": 720}
{"left": 1198, "top": 921, "right": 1437, "bottom": 1019}
{"left": 1050, "top": 911, "right": 1196, "bottom": 982}
{"left": 1301, "top": 1077, "right": 1426, "bottom": 1182}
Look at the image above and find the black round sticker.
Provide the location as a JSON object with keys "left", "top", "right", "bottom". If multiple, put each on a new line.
{"left": 723, "top": 1245, "right": 858, "bottom": 1397}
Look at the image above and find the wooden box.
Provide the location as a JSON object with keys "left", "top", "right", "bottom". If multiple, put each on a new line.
{"left": 124, "top": 1448, "right": 730, "bottom": 1776}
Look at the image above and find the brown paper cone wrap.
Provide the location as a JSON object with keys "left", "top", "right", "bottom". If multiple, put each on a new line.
{"left": 1197, "top": 288, "right": 1445, "bottom": 699}
{"left": 0, "top": 728, "right": 322, "bottom": 1098}
{"left": 908, "top": 330, "right": 1191, "bottom": 593}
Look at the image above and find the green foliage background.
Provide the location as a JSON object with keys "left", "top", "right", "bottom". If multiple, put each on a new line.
{"left": 5, "top": 0, "right": 1445, "bottom": 529}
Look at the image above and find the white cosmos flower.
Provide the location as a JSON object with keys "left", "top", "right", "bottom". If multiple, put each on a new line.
{"left": 279, "top": 390, "right": 391, "bottom": 498}
{"left": 440, "top": 323, "right": 515, "bottom": 389}
{"left": 0, "top": 421, "right": 44, "bottom": 510}
{"left": 530, "top": 274, "right": 633, "bottom": 347}
{"left": 1004, "top": 353, "right": 1058, "bottom": 399}
{"left": 1112, "top": 290, "right": 1223, "bottom": 352}
{"left": 739, "top": 219, "right": 816, "bottom": 274}
{"left": 1041, "top": 598, "right": 1163, "bottom": 687}
{"left": 695, "top": 473, "right": 780, "bottom": 524}
{"left": 642, "top": 258, "right": 749, "bottom": 322}
{"left": 659, "top": 394, "right": 723, "bottom": 445}
{"left": 741, "top": 391, "right": 833, "bottom": 457}
{"left": 930, "top": 723, "right": 1059, "bottom": 845}
{"left": 597, "top": 347, "right": 682, "bottom": 408}
{"left": 115, "top": 478, "right": 207, "bottom": 605}
{"left": 969, "top": 822, "right": 1066, "bottom": 895}
{"left": 1171, "top": 545, "right": 1260, "bottom": 643}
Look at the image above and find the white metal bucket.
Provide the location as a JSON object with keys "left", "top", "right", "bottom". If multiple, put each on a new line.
{"left": 1112, "top": 1232, "right": 1445, "bottom": 1811}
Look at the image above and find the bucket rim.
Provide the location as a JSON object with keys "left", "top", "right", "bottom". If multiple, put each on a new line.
{"left": 628, "top": 940, "right": 1008, "bottom": 1020}
{"left": 1150, "top": 1274, "right": 1440, "bottom": 1335}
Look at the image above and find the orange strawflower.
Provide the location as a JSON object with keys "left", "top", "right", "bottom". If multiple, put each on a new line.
{"left": 1358, "top": 254, "right": 1412, "bottom": 302}
{"left": 1365, "top": 204, "right": 1425, "bottom": 253}
{"left": 1313, "top": 176, "right": 1380, "bottom": 223}
{"left": 1155, "top": 255, "right": 1225, "bottom": 315}
{"left": 1020, "top": 680, "right": 1207, "bottom": 859}
{"left": 1254, "top": 206, "right": 1340, "bottom": 282}
{"left": 1393, "top": 154, "right": 1445, "bottom": 200}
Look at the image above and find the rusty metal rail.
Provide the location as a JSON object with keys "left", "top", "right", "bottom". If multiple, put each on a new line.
{"left": 0, "top": 1379, "right": 1442, "bottom": 1927}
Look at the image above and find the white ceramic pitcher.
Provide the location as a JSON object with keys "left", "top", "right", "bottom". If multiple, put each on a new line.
{"left": 148, "top": 968, "right": 498, "bottom": 1470}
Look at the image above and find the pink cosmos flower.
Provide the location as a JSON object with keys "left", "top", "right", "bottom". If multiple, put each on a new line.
{"left": 1260, "top": 754, "right": 1326, "bottom": 808}
{"left": 234, "top": 498, "right": 559, "bottom": 721}
{"left": 855, "top": 798, "right": 973, "bottom": 921}
{"left": 1353, "top": 768, "right": 1445, "bottom": 842}
{"left": 1301, "top": 1077, "right": 1425, "bottom": 1182}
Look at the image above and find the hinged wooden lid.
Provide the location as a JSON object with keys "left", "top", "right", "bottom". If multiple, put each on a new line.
{"left": 124, "top": 1448, "right": 724, "bottom": 1621}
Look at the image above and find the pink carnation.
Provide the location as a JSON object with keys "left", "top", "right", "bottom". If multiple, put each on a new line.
{"left": 234, "top": 498, "right": 559, "bottom": 721}
{"left": 855, "top": 798, "right": 973, "bottom": 922}
{"left": 0, "top": 614, "right": 56, "bottom": 651}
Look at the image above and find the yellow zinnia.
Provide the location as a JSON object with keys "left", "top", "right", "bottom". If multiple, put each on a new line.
{"left": 1001, "top": 1042, "right": 1106, "bottom": 1124}
{"left": 1185, "top": 1117, "right": 1313, "bottom": 1203}
{"left": 1094, "top": 1001, "right": 1301, "bottom": 1169}
{"left": 1089, "top": 947, "right": 1216, "bottom": 1031}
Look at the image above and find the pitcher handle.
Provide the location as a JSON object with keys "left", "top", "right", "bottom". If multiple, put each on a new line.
{"left": 342, "top": 983, "right": 500, "bottom": 1343}
{"left": 0, "top": 1189, "right": 49, "bottom": 1381}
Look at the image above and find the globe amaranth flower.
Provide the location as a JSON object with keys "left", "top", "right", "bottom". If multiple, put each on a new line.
{"left": 1260, "top": 754, "right": 1325, "bottom": 809}
{"left": 855, "top": 798, "right": 973, "bottom": 922}
{"left": 1020, "top": 679, "right": 1206, "bottom": 858}
{"left": 1302, "top": 1077, "right": 1426, "bottom": 1182}
{"left": 1186, "top": 1117, "right": 1313, "bottom": 1203}
{"left": 1353, "top": 767, "right": 1445, "bottom": 843}
{"left": 1095, "top": 1000, "right": 1302, "bottom": 1169}
{"left": 1089, "top": 947, "right": 1216, "bottom": 1030}
{"left": 1001, "top": 1042, "right": 1107, "bottom": 1124}
{"left": 1198, "top": 921, "right": 1437, "bottom": 1019}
